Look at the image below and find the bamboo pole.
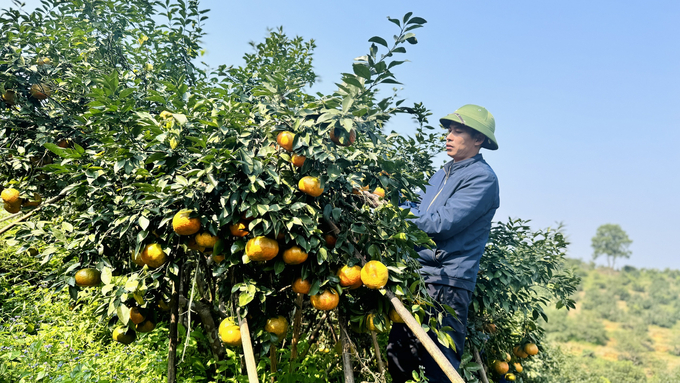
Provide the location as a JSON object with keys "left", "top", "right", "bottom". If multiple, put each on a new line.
{"left": 370, "top": 330, "right": 386, "bottom": 375}
{"left": 237, "top": 313, "right": 259, "bottom": 383}
{"left": 167, "top": 261, "right": 183, "bottom": 383}
{"left": 325, "top": 218, "right": 465, "bottom": 383}
{"left": 338, "top": 314, "right": 355, "bottom": 383}
{"left": 270, "top": 344, "right": 277, "bottom": 382}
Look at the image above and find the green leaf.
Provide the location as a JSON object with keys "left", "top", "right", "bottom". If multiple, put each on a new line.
{"left": 138, "top": 215, "right": 150, "bottom": 231}
{"left": 101, "top": 267, "right": 113, "bottom": 284}
{"left": 407, "top": 17, "right": 427, "bottom": 25}
{"left": 353, "top": 63, "right": 371, "bottom": 80}
{"left": 368, "top": 36, "right": 388, "bottom": 47}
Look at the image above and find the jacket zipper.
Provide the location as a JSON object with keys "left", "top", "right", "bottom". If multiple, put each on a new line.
{"left": 426, "top": 166, "right": 452, "bottom": 263}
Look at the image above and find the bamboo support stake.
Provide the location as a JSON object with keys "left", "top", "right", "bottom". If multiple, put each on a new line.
{"left": 338, "top": 314, "right": 355, "bottom": 383}
{"left": 473, "top": 347, "right": 490, "bottom": 383}
{"left": 370, "top": 330, "right": 386, "bottom": 375}
{"left": 238, "top": 314, "right": 260, "bottom": 383}
{"left": 325, "top": 218, "right": 465, "bottom": 383}
{"left": 167, "top": 261, "right": 183, "bottom": 383}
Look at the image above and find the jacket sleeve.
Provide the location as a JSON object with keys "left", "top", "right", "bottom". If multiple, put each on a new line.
{"left": 413, "top": 171, "right": 498, "bottom": 241}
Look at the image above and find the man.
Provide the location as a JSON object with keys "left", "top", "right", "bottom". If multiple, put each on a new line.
{"left": 386, "top": 104, "right": 500, "bottom": 382}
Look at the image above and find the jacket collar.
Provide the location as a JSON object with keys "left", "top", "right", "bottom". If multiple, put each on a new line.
{"left": 444, "top": 153, "right": 484, "bottom": 173}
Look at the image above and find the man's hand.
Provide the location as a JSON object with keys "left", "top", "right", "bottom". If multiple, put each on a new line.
{"left": 362, "top": 191, "right": 387, "bottom": 208}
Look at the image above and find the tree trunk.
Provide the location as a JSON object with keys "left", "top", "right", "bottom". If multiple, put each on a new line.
{"left": 178, "top": 295, "right": 224, "bottom": 361}
{"left": 338, "top": 313, "right": 355, "bottom": 383}
{"left": 370, "top": 330, "right": 385, "bottom": 375}
{"left": 167, "top": 260, "right": 184, "bottom": 383}
{"left": 290, "top": 293, "right": 304, "bottom": 361}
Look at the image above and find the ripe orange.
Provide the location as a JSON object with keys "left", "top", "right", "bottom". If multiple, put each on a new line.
{"left": 75, "top": 268, "right": 101, "bottom": 287}
{"left": 337, "top": 265, "right": 362, "bottom": 289}
{"left": 219, "top": 318, "right": 242, "bottom": 347}
{"left": 276, "top": 131, "right": 295, "bottom": 152}
{"left": 373, "top": 187, "right": 385, "bottom": 198}
{"left": 229, "top": 221, "right": 249, "bottom": 237}
{"left": 310, "top": 289, "right": 339, "bottom": 311}
{"left": 389, "top": 308, "right": 404, "bottom": 324}
{"left": 484, "top": 323, "right": 497, "bottom": 334}
{"left": 136, "top": 320, "right": 156, "bottom": 333}
{"left": 1, "top": 188, "right": 20, "bottom": 204}
{"left": 245, "top": 236, "right": 279, "bottom": 261}
{"left": 506, "top": 373, "right": 516, "bottom": 381}
{"left": 112, "top": 327, "right": 136, "bottom": 345}
{"left": 292, "top": 278, "right": 311, "bottom": 294}
{"left": 186, "top": 238, "right": 206, "bottom": 252}
{"left": 141, "top": 243, "right": 167, "bottom": 268}
{"left": 513, "top": 362, "right": 523, "bottom": 373}
{"left": 361, "top": 260, "right": 389, "bottom": 289}
{"left": 265, "top": 316, "right": 289, "bottom": 338}
{"left": 324, "top": 234, "right": 337, "bottom": 248}
{"left": 282, "top": 246, "right": 308, "bottom": 265}
{"left": 329, "top": 127, "right": 356, "bottom": 146}
{"left": 30, "top": 83, "right": 51, "bottom": 100}
{"left": 212, "top": 254, "right": 225, "bottom": 264}
{"left": 172, "top": 210, "right": 201, "bottom": 235}
{"left": 492, "top": 360, "right": 509, "bottom": 375}
{"left": 513, "top": 345, "right": 528, "bottom": 359}
{"left": 131, "top": 250, "right": 146, "bottom": 267}
{"left": 524, "top": 343, "right": 539, "bottom": 356}
{"left": 298, "top": 176, "right": 323, "bottom": 197}
{"left": 291, "top": 154, "right": 306, "bottom": 167}
{"left": 129, "top": 307, "right": 146, "bottom": 324}
{"left": 195, "top": 232, "right": 218, "bottom": 248}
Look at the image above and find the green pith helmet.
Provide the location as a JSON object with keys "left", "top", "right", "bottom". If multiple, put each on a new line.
{"left": 440, "top": 104, "right": 498, "bottom": 150}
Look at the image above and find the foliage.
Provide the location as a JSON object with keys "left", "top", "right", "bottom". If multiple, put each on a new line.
{"left": 591, "top": 223, "right": 632, "bottom": 269}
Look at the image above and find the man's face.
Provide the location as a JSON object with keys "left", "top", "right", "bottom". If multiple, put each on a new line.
{"left": 445, "top": 123, "right": 484, "bottom": 162}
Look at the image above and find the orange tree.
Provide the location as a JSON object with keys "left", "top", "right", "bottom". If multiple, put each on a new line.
{"left": 0, "top": 1, "right": 446, "bottom": 381}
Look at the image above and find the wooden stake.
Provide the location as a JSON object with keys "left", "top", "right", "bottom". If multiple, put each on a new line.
{"left": 167, "top": 261, "right": 183, "bottom": 383}
{"left": 338, "top": 313, "right": 355, "bottom": 383}
{"left": 370, "top": 330, "right": 385, "bottom": 375}
{"left": 238, "top": 314, "right": 260, "bottom": 383}
{"left": 270, "top": 343, "right": 277, "bottom": 383}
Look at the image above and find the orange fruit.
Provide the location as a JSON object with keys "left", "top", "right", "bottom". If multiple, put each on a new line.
{"left": 492, "top": 360, "right": 509, "bottom": 375}
{"left": 265, "top": 316, "right": 289, "bottom": 338}
{"left": 186, "top": 238, "right": 206, "bottom": 252}
{"left": 4, "top": 201, "right": 21, "bottom": 214}
{"left": 136, "top": 320, "right": 156, "bottom": 333}
{"left": 389, "top": 308, "right": 404, "bottom": 324}
{"left": 195, "top": 232, "right": 218, "bottom": 248}
{"left": 245, "top": 236, "right": 279, "bottom": 262}
{"left": 219, "top": 319, "right": 242, "bottom": 347}
{"left": 337, "top": 265, "right": 362, "bottom": 289}
{"left": 112, "top": 327, "right": 136, "bottom": 345}
{"left": 2, "top": 90, "right": 16, "bottom": 105}
{"left": 366, "top": 313, "right": 390, "bottom": 333}
{"left": 329, "top": 127, "right": 356, "bottom": 146}
{"left": 212, "top": 254, "right": 225, "bottom": 264}
{"left": 129, "top": 307, "right": 146, "bottom": 325}
{"left": 298, "top": 176, "right": 323, "bottom": 197}
{"left": 310, "top": 289, "right": 339, "bottom": 311}
{"left": 361, "top": 261, "right": 389, "bottom": 289}
{"left": 141, "top": 243, "right": 167, "bottom": 268}
{"left": 1, "top": 188, "right": 20, "bottom": 204}
{"left": 172, "top": 210, "right": 201, "bottom": 236}
{"left": 324, "top": 234, "right": 337, "bottom": 248}
{"left": 282, "top": 246, "right": 308, "bottom": 265}
{"left": 506, "top": 373, "right": 516, "bottom": 381}
{"left": 484, "top": 323, "right": 497, "bottom": 334}
{"left": 352, "top": 185, "right": 369, "bottom": 195}
{"left": 75, "top": 268, "right": 101, "bottom": 287}
{"left": 229, "top": 221, "right": 249, "bottom": 237}
{"left": 292, "top": 278, "right": 311, "bottom": 294}
{"left": 524, "top": 343, "right": 539, "bottom": 356}
{"left": 513, "top": 362, "right": 523, "bottom": 373}
{"left": 157, "top": 300, "right": 170, "bottom": 312}
{"left": 291, "top": 154, "right": 306, "bottom": 167}
{"left": 131, "top": 250, "right": 146, "bottom": 267}
{"left": 503, "top": 352, "right": 511, "bottom": 362}
{"left": 276, "top": 131, "right": 295, "bottom": 152}
{"left": 30, "top": 83, "right": 51, "bottom": 100}
{"left": 513, "top": 345, "right": 528, "bottom": 359}
{"left": 373, "top": 187, "right": 385, "bottom": 198}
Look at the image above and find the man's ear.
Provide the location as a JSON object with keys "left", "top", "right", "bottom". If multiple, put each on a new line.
{"left": 475, "top": 134, "right": 486, "bottom": 148}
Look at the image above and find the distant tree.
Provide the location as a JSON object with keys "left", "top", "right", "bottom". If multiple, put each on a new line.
{"left": 591, "top": 224, "right": 632, "bottom": 269}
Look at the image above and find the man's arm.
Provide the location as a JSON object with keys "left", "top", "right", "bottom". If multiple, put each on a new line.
{"left": 413, "top": 172, "right": 498, "bottom": 241}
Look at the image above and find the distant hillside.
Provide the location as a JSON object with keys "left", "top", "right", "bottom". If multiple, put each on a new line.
{"left": 540, "top": 258, "right": 680, "bottom": 382}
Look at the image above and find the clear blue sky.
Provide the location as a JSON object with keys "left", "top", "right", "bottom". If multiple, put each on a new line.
{"left": 18, "top": 1, "right": 680, "bottom": 269}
